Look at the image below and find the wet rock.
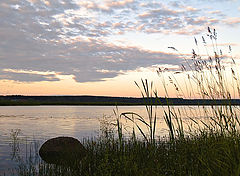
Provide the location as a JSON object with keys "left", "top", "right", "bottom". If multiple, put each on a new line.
{"left": 39, "top": 136, "right": 87, "bottom": 165}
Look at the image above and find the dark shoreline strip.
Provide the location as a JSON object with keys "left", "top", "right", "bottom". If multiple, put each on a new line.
{"left": 0, "top": 95, "right": 240, "bottom": 106}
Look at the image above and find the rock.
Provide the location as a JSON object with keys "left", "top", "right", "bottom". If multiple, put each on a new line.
{"left": 39, "top": 136, "right": 87, "bottom": 165}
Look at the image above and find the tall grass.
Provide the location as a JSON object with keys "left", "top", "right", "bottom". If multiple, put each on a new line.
{"left": 178, "top": 27, "right": 240, "bottom": 135}
{"left": 11, "top": 130, "right": 240, "bottom": 176}
{"left": 120, "top": 79, "right": 157, "bottom": 143}
{"left": 153, "top": 26, "right": 240, "bottom": 138}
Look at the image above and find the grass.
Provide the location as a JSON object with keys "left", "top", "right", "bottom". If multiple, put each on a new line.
{"left": 6, "top": 27, "right": 240, "bottom": 175}
{"left": 11, "top": 132, "right": 240, "bottom": 176}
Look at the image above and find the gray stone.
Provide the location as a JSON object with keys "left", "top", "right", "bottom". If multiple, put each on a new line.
{"left": 39, "top": 136, "right": 87, "bottom": 165}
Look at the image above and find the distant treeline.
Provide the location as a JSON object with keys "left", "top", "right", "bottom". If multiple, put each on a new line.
{"left": 0, "top": 95, "right": 240, "bottom": 106}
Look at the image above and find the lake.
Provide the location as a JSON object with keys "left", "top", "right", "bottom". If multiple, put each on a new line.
{"left": 0, "top": 105, "right": 229, "bottom": 174}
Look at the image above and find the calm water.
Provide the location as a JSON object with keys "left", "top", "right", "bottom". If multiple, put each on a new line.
{"left": 0, "top": 105, "right": 231, "bottom": 174}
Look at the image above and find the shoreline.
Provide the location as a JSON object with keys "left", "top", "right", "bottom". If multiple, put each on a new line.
{"left": 1, "top": 95, "right": 240, "bottom": 106}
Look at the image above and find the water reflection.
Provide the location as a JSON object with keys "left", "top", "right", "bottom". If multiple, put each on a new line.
{"left": 0, "top": 129, "right": 40, "bottom": 175}
{"left": 9, "top": 129, "right": 21, "bottom": 161}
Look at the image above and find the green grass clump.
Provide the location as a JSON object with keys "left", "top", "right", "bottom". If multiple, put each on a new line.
{"left": 82, "top": 133, "right": 240, "bottom": 176}
{"left": 14, "top": 132, "right": 240, "bottom": 176}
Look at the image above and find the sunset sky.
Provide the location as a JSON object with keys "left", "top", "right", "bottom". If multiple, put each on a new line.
{"left": 0, "top": 0, "right": 240, "bottom": 97}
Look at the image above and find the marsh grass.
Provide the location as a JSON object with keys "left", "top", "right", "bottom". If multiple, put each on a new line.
{"left": 11, "top": 131, "right": 240, "bottom": 176}
{"left": 10, "top": 27, "right": 240, "bottom": 175}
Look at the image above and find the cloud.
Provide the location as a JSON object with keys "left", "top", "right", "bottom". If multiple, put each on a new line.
{"left": 185, "top": 16, "right": 219, "bottom": 26}
{"left": 74, "top": 0, "right": 135, "bottom": 13}
{"left": 0, "top": 0, "right": 182, "bottom": 83}
{"left": 134, "top": 1, "right": 225, "bottom": 35}
{"left": 139, "top": 8, "right": 181, "bottom": 18}
{"left": 223, "top": 17, "right": 240, "bottom": 25}
{"left": 0, "top": 69, "right": 60, "bottom": 82}
{"left": 104, "top": 0, "right": 135, "bottom": 9}
{"left": 208, "top": 10, "right": 222, "bottom": 14}
{"left": 0, "top": 0, "right": 238, "bottom": 83}
{"left": 0, "top": 32, "right": 182, "bottom": 82}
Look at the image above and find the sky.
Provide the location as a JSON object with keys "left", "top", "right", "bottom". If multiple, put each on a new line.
{"left": 0, "top": 0, "right": 240, "bottom": 97}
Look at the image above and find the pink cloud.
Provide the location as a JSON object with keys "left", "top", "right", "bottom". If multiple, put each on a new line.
{"left": 184, "top": 6, "right": 198, "bottom": 12}
{"left": 223, "top": 17, "right": 240, "bottom": 25}
{"left": 208, "top": 10, "right": 222, "bottom": 14}
{"left": 105, "top": 0, "right": 134, "bottom": 8}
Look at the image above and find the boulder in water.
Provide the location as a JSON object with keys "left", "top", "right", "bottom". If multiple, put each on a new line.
{"left": 39, "top": 136, "right": 87, "bottom": 165}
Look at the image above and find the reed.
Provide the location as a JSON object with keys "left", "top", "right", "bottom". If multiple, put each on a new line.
{"left": 11, "top": 131, "right": 240, "bottom": 176}
{"left": 120, "top": 79, "right": 157, "bottom": 143}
